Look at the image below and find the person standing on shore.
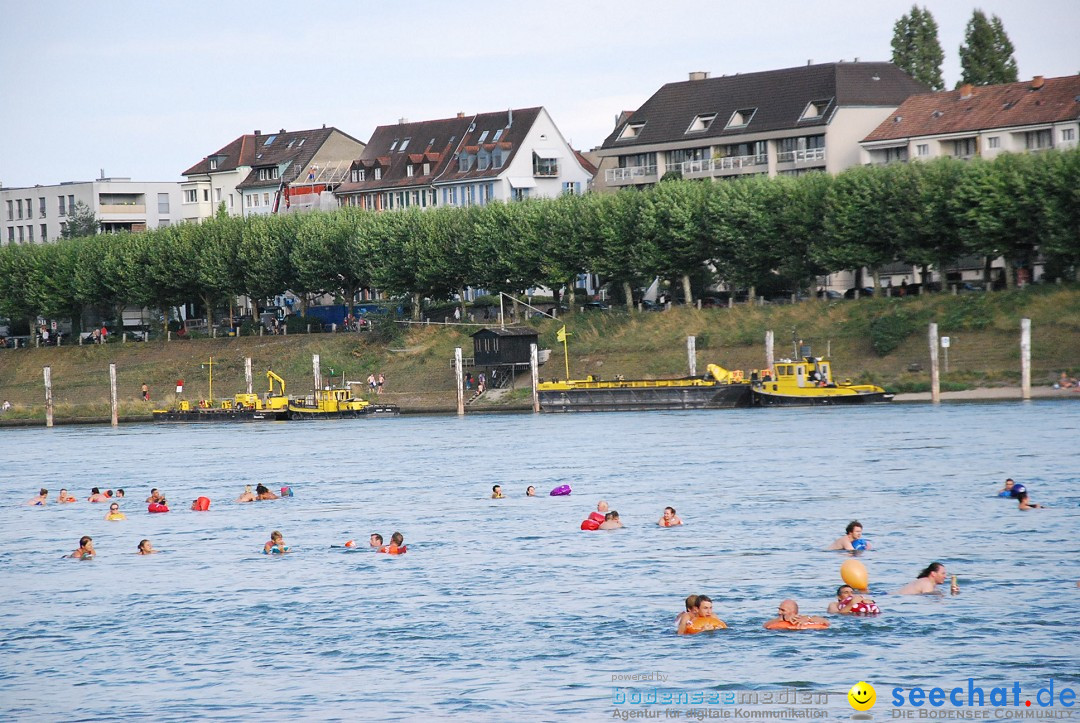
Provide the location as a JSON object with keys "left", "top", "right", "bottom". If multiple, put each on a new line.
{"left": 377, "top": 373, "right": 385, "bottom": 395}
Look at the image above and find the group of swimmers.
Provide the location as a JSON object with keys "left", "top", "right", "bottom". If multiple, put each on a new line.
{"left": 68, "top": 535, "right": 157, "bottom": 559}
{"left": 999, "top": 478, "right": 1045, "bottom": 509}
{"left": 27, "top": 487, "right": 126, "bottom": 505}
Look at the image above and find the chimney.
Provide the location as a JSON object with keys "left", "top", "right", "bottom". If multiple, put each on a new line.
{"left": 457, "top": 112, "right": 465, "bottom": 118}
{"left": 279, "top": 128, "right": 285, "bottom": 133}
{"left": 959, "top": 84, "right": 974, "bottom": 99}
{"left": 1031, "top": 75, "right": 1045, "bottom": 90}
{"left": 398, "top": 117, "right": 408, "bottom": 124}
{"left": 688, "top": 71, "right": 710, "bottom": 81}
{"left": 508, "top": 108, "right": 513, "bottom": 127}
{"left": 807, "top": 59, "right": 813, "bottom": 66}
{"left": 254, "top": 129, "right": 261, "bottom": 135}
{"left": 854, "top": 56, "right": 860, "bottom": 63}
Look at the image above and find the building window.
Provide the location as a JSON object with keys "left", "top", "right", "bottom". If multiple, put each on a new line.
{"left": 406, "top": 165, "right": 414, "bottom": 177}
{"left": 399, "top": 137, "right": 410, "bottom": 152}
{"left": 215, "top": 188, "right": 221, "bottom": 202}
{"left": 41, "top": 224, "right": 48, "bottom": 241}
{"left": 987, "top": 136, "right": 1000, "bottom": 149}
{"left": 686, "top": 113, "right": 716, "bottom": 133}
{"left": 7, "top": 227, "right": 13, "bottom": 242}
{"left": 257, "top": 167, "right": 279, "bottom": 181}
{"left": 229, "top": 194, "right": 234, "bottom": 208}
{"left": 68, "top": 195, "right": 75, "bottom": 212}
{"left": 203, "top": 189, "right": 210, "bottom": 201}
{"left": 799, "top": 100, "right": 831, "bottom": 121}
{"left": 477, "top": 151, "right": 490, "bottom": 171}
{"left": 263, "top": 193, "right": 270, "bottom": 206}
{"left": 209, "top": 158, "right": 218, "bottom": 170}
{"left": 513, "top": 187, "right": 531, "bottom": 201}
{"left": 58, "top": 196, "right": 66, "bottom": 215}
{"left": 725, "top": 108, "right": 757, "bottom": 129}
{"left": 953, "top": 138, "right": 977, "bottom": 158}
{"left": 666, "top": 147, "right": 708, "bottom": 169}
{"left": 533, "top": 152, "right": 558, "bottom": 177}
{"left": 492, "top": 129, "right": 503, "bottom": 142}
{"left": 158, "top": 193, "right": 170, "bottom": 213}
{"left": 916, "top": 144, "right": 929, "bottom": 157}
{"left": 477, "top": 130, "right": 489, "bottom": 143}
{"left": 1025, "top": 129, "right": 1052, "bottom": 150}
{"left": 459, "top": 154, "right": 474, "bottom": 172}
{"left": 16, "top": 199, "right": 23, "bottom": 219}
{"left": 374, "top": 168, "right": 382, "bottom": 181}
{"left": 1063, "top": 128, "right": 1076, "bottom": 142}
{"left": 492, "top": 149, "right": 504, "bottom": 169}
{"left": 38, "top": 197, "right": 46, "bottom": 217}
{"left": 562, "top": 182, "right": 582, "bottom": 195}
{"left": 619, "top": 122, "right": 645, "bottom": 140}
{"left": 422, "top": 162, "right": 430, "bottom": 175}
{"left": 159, "top": 219, "right": 170, "bottom": 227}
{"left": 5, "top": 200, "right": 11, "bottom": 220}
{"left": 184, "top": 189, "right": 198, "bottom": 203}
{"left": 18, "top": 226, "right": 24, "bottom": 242}
{"left": 27, "top": 224, "right": 33, "bottom": 242}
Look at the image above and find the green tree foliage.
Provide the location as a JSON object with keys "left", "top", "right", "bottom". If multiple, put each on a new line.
{"left": 958, "top": 10, "right": 1018, "bottom": 87}
{"left": 891, "top": 5, "right": 945, "bottom": 90}
{"left": 61, "top": 201, "right": 100, "bottom": 239}
{"left": 636, "top": 179, "right": 709, "bottom": 304}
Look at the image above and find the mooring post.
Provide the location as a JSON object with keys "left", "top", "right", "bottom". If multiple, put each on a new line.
{"left": 687, "top": 336, "right": 697, "bottom": 377}
{"left": 1020, "top": 318, "right": 1031, "bottom": 400}
{"left": 245, "top": 357, "right": 253, "bottom": 395}
{"left": 43, "top": 366, "right": 54, "bottom": 428}
{"left": 313, "top": 354, "right": 321, "bottom": 391}
{"left": 455, "top": 347, "right": 465, "bottom": 416}
{"left": 530, "top": 343, "right": 540, "bottom": 413}
{"left": 929, "top": 322, "right": 941, "bottom": 404}
{"left": 109, "top": 363, "right": 118, "bottom": 427}
{"left": 765, "top": 330, "right": 775, "bottom": 374}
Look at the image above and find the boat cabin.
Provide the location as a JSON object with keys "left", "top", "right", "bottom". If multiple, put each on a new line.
{"left": 772, "top": 357, "right": 833, "bottom": 387}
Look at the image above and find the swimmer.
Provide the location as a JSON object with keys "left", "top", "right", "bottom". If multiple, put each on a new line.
{"left": 763, "top": 599, "right": 829, "bottom": 630}
{"left": 88, "top": 487, "right": 109, "bottom": 503}
{"left": 145, "top": 488, "right": 164, "bottom": 504}
{"left": 70, "top": 536, "right": 95, "bottom": 560}
{"left": 235, "top": 485, "right": 256, "bottom": 503}
{"left": 998, "top": 478, "right": 1017, "bottom": 497}
{"left": 491, "top": 485, "right": 504, "bottom": 499}
{"left": 827, "top": 585, "right": 880, "bottom": 615}
{"left": 675, "top": 595, "right": 700, "bottom": 631}
{"left": 370, "top": 533, "right": 384, "bottom": 548}
{"left": 379, "top": 531, "right": 406, "bottom": 554}
{"left": 526, "top": 486, "right": 536, "bottom": 497}
{"left": 597, "top": 499, "right": 610, "bottom": 514}
{"left": 598, "top": 511, "right": 623, "bottom": 530}
{"left": 255, "top": 484, "right": 279, "bottom": 501}
{"left": 827, "top": 521, "right": 871, "bottom": 551}
{"left": 658, "top": 507, "right": 683, "bottom": 527}
{"left": 104, "top": 503, "right": 126, "bottom": 521}
{"left": 27, "top": 488, "right": 48, "bottom": 506}
{"left": 896, "top": 562, "right": 959, "bottom": 595}
{"left": 679, "top": 595, "right": 727, "bottom": 634}
{"left": 137, "top": 539, "right": 158, "bottom": 555}
{"left": 1017, "top": 491, "right": 1044, "bottom": 510}
{"left": 116, "top": 489, "right": 125, "bottom": 498}
{"left": 264, "top": 530, "right": 288, "bottom": 554}
{"left": 57, "top": 488, "right": 77, "bottom": 503}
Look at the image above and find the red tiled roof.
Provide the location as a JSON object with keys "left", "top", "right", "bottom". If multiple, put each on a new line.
{"left": 863, "top": 75, "right": 1080, "bottom": 143}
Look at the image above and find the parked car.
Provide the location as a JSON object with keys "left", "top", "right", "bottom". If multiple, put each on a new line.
{"left": 583, "top": 301, "right": 610, "bottom": 311}
{"left": 817, "top": 289, "right": 844, "bottom": 300}
{"left": 640, "top": 299, "right": 663, "bottom": 311}
{"left": 843, "top": 287, "right": 875, "bottom": 299}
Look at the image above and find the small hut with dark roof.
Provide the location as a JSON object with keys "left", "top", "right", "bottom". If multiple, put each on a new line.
{"left": 471, "top": 327, "right": 539, "bottom": 367}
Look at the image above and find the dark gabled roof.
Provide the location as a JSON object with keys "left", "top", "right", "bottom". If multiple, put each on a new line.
{"left": 863, "top": 74, "right": 1080, "bottom": 143}
{"left": 471, "top": 327, "right": 539, "bottom": 338}
{"left": 335, "top": 115, "right": 472, "bottom": 194}
{"left": 183, "top": 127, "right": 364, "bottom": 187}
{"left": 601, "top": 62, "right": 927, "bottom": 150}
{"left": 434, "top": 107, "right": 541, "bottom": 186}
{"left": 335, "top": 107, "right": 543, "bottom": 194}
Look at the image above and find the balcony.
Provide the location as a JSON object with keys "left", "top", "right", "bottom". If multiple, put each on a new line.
{"left": 776, "top": 147, "right": 826, "bottom": 164}
{"left": 605, "top": 165, "right": 658, "bottom": 184}
{"left": 678, "top": 155, "right": 767, "bottom": 177}
{"left": 99, "top": 204, "right": 146, "bottom": 215}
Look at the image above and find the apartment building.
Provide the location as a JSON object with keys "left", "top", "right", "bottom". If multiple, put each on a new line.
{"left": 181, "top": 126, "right": 365, "bottom": 221}
{"left": 1, "top": 177, "right": 184, "bottom": 245}
{"left": 861, "top": 74, "right": 1080, "bottom": 164}
{"left": 594, "top": 61, "right": 927, "bottom": 190}
{"left": 334, "top": 107, "right": 593, "bottom": 210}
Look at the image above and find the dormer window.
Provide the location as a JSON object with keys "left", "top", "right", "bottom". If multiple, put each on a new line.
{"left": 374, "top": 168, "right": 382, "bottom": 181}
{"left": 459, "top": 154, "right": 474, "bottom": 172}
{"left": 478, "top": 130, "right": 489, "bottom": 143}
{"left": 725, "top": 108, "right": 756, "bottom": 129}
{"left": 492, "top": 148, "right": 504, "bottom": 169}
{"left": 686, "top": 113, "right": 716, "bottom": 133}
{"left": 406, "top": 165, "right": 415, "bottom": 177}
{"left": 423, "top": 162, "right": 431, "bottom": 175}
{"left": 209, "top": 158, "right": 218, "bottom": 170}
{"left": 257, "top": 167, "right": 279, "bottom": 181}
{"left": 799, "top": 100, "right": 831, "bottom": 121}
{"left": 477, "top": 150, "right": 490, "bottom": 171}
{"left": 619, "top": 122, "right": 646, "bottom": 140}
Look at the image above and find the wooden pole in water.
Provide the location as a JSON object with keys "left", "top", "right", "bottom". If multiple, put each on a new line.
{"left": 530, "top": 343, "right": 540, "bottom": 413}
{"left": 43, "top": 366, "right": 54, "bottom": 428}
{"left": 687, "top": 336, "right": 697, "bottom": 377}
{"left": 313, "top": 354, "right": 321, "bottom": 391}
{"left": 929, "top": 322, "right": 941, "bottom": 404}
{"left": 454, "top": 347, "right": 465, "bottom": 416}
{"left": 765, "top": 330, "right": 774, "bottom": 373}
{"left": 1020, "top": 318, "right": 1031, "bottom": 400}
{"left": 109, "top": 363, "right": 118, "bottom": 427}
{"left": 245, "top": 357, "right": 253, "bottom": 395}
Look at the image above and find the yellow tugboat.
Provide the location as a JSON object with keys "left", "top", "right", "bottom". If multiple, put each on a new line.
{"left": 751, "top": 356, "right": 893, "bottom": 406}
{"left": 286, "top": 386, "right": 398, "bottom": 419}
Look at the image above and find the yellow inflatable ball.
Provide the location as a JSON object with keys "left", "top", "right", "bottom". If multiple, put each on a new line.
{"left": 840, "top": 559, "right": 869, "bottom": 590}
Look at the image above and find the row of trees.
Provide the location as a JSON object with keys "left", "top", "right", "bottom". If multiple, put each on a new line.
{"left": 1, "top": 150, "right": 1077, "bottom": 331}
{"left": 891, "top": 6, "right": 1018, "bottom": 91}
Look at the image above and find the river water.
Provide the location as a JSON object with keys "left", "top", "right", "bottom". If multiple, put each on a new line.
{"left": 1, "top": 401, "right": 1078, "bottom": 721}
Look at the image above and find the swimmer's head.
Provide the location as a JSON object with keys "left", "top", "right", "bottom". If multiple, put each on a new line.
{"left": 270, "top": 530, "right": 282, "bottom": 542}
{"left": 245, "top": 485, "right": 252, "bottom": 492}
{"left": 685, "top": 594, "right": 700, "bottom": 612}
{"left": 597, "top": 500, "right": 609, "bottom": 513}
{"left": 664, "top": 506, "right": 676, "bottom": 519}
{"left": 79, "top": 535, "right": 93, "bottom": 548}
{"left": 116, "top": 489, "right": 124, "bottom": 497}
{"left": 39, "top": 488, "right": 48, "bottom": 497}
{"left": 92, "top": 487, "right": 101, "bottom": 495}
{"left": 391, "top": 531, "right": 404, "bottom": 546}
{"left": 917, "top": 562, "right": 946, "bottom": 582}
{"left": 778, "top": 599, "right": 799, "bottom": 618}
{"left": 845, "top": 521, "right": 863, "bottom": 536}
{"left": 837, "top": 585, "right": 854, "bottom": 600}
{"left": 1004, "top": 478, "right": 1015, "bottom": 488}
{"left": 697, "top": 595, "right": 713, "bottom": 618}
{"left": 370, "top": 533, "right": 383, "bottom": 547}
{"left": 109, "top": 503, "right": 119, "bottom": 512}
{"left": 255, "top": 484, "right": 268, "bottom": 494}
{"left": 138, "top": 539, "right": 151, "bottom": 552}
{"left": 526, "top": 486, "right": 536, "bottom": 496}
{"left": 605, "top": 511, "right": 619, "bottom": 520}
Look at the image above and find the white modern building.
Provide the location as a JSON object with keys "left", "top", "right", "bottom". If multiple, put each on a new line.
{"left": 1, "top": 177, "right": 184, "bottom": 245}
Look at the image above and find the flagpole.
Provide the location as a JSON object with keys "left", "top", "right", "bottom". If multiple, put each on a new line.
{"left": 563, "top": 335, "right": 570, "bottom": 380}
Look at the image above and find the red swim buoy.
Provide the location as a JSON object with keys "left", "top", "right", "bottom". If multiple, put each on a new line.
{"left": 148, "top": 502, "right": 169, "bottom": 513}
{"left": 193, "top": 496, "right": 210, "bottom": 511}
{"left": 580, "top": 519, "right": 600, "bottom": 530}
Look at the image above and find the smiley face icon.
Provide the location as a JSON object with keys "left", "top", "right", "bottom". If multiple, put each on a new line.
{"left": 848, "top": 681, "right": 876, "bottom": 711}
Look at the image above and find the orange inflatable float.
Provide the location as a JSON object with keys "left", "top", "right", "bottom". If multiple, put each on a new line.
{"left": 682, "top": 616, "right": 728, "bottom": 634}
{"left": 580, "top": 511, "right": 605, "bottom": 530}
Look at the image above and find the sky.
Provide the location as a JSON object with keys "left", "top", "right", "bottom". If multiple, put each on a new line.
{"left": 0, "top": 0, "right": 1076, "bottom": 188}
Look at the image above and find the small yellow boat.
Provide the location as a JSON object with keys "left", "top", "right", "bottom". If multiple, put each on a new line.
{"left": 751, "top": 357, "right": 892, "bottom": 406}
